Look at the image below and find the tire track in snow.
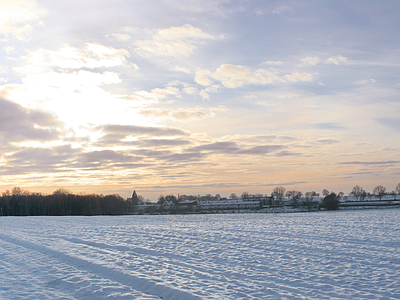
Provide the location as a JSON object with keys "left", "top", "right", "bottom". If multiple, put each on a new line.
{"left": 0, "top": 233, "right": 201, "bottom": 300}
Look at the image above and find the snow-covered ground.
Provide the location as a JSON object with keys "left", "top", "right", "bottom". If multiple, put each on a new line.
{"left": 1, "top": 209, "right": 399, "bottom": 299}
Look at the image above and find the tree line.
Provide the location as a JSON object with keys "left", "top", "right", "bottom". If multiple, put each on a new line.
{"left": 2, "top": 182, "right": 399, "bottom": 216}
{"left": 157, "top": 183, "right": 400, "bottom": 211}
{"left": 0, "top": 188, "right": 129, "bottom": 216}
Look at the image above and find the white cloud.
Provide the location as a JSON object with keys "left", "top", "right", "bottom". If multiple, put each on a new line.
{"left": 261, "top": 60, "right": 284, "bottom": 66}
{"left": 284, "top": 71, "right": 314, "bottom": 82}
{"left": 106, "top": 33, "right": 131, "bottom": 41}
{"left": 272, "top": 5, "right": 293, "bottom": 15}
{"left": 210, "top": 64, "right": 260, "bottom": 88}
{"left": 123, "top": 87, "right": 180, "bottom": 105}
{"left": 277, "top": 93, "right": 301, "bottom": 99}
{"left": 3, "top": 45, "right": 16, "bottom": 54}
{"left": 170, "top": 66, "right": 191, "bottom": 73}
{"left": 194, "top": 69, "right": 213, "bottom": 86}
{"left": 19, "top": 43, "right": 130, "bottom": 70}
{"left": 183, "top": 87, "right": 197, "bottom": 94}
{"left": 199, "top": 84, "right": 220, "bottom": 99}
{"left": 135, "top": 24, "right": 222, "bottom": 57}
{"left": 325, "top": 55, "right": 350, "bottom": 65}
{"left": 0, "top": 0, "right": 48, "bottom": 41}
{"left": 140, "top": 106, "right": 207, "bottom": 122}
{"left": 254, "top": 9, "right": 264, "bottom": 16}
{"left": 300, "top": 56, "right": 320, "bottom": 66}
{"left": 154, "top": 24, "right": 218, "bottom": 41}
{"left": 135, "top": 39, "right": 195, "bottom": 58}
{"left": 139, "top": 105, "right": 227, "bottom": 122}
{"left": 355, "top": 79, "right": 377, "bottom": 85}
{"left": 195, "top": 64, "right": 312, "bottom": 88}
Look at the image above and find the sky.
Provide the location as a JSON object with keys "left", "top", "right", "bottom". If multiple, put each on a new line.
{"left": 1, "top": 0, "right": 400, "bottom": 200}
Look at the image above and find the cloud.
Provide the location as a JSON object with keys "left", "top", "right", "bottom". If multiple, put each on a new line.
{"left": 0, "top": 145, "right": 153, "bottom": 175}
{"left": 312, "top": 122, "right": 346, "bottom": 130}
{"left": 0, "top": 67, "right": 153, "bottom": 129}
{"left": 261, "top": 61, "right": 284, "bottom": 66}
{"left": 195, "top": 64, "right": 313, "bottom": 88}
{"left": 139, "top": 106, "right": 215, "bottom": 122}
{"left": 164, "top": 152, "right": 205, "bottom": 162}
{"left": 191, "top": 142, "right": 240, "bottom": 153}
{"left": 19, "top": 70, "right": 120, "bottom": 87}
{"left": 0, "top": 97, "right": 61, "bottom": 143}
{"left": 300, "top": 56, "right": 320, "bottom": 66}
{"left": 137, "top": 139, "right": 191, "bottom": 148}
{"left": 175, "top": 0, "right": 241, "bottom": 16}
{"left": 355, "top": 79, "right": 377, "bottom": 85}
{"left": 170, "top": 66, "right": 191, "bottom": 73}
{"left": 0, "top": 0, "right": 48, "bottom": 41}
{"left": 338, "top": 161, "right": 400, "bottom": 166}
{"left": 135, "top": 24, "right": 222, "bottom": 57}
{"left": 194, "top": 69, "right": 213, "bottom": 86}
{"left": 5, "top": 145, "right": 77, "bottom": 167}
{"left": 96, "top": 124, "right": 190, "bottom": 138}
{"left": 325, "top": 55, "right": 351, "bottom": 65}
{"left": 272, "top": 5, "right": 293, "bottom": 15}
{"left": 123, "top": 86, "right": 180, "bottom": 105}
{"left": 188, "top": 142, "right": 286, "bottom": 156}
{"left": 284, "top": 71, "right": 314, "bottom": 82}
{"left": 199, "top": 85, "right": 220, "bottom": 99}
{"left": 78, "top": 150, "right": 136, "bottom": 168}
{"left": 275, "top": 150, "right": 302, "bottom": 157}
{"left": 317, "top": 139, "right": 340, "bottom": 144}
{"left": 3, "top": 46, "right": 16, "bottom": 54}
{"left": 238, "top": 145, "right": 286, "bottom": 155}
{"left": 20, "top": 43, "right": 130, "bottom": 70}
{"left": 183, "top": 86, "right": 197, "bottom": 94}
{"left": 106, "top": 33, "right": 131, "bottom": 41}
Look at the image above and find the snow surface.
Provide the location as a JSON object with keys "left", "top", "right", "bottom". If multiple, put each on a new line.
{"left": 1, "top": 209, "right": 399, "bottom": 299}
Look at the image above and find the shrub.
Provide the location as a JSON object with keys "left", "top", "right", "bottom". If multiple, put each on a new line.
{"left": 321, "top": 193, "right": 339, "bottom": 210}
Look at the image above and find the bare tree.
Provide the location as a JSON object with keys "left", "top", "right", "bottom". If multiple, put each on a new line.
{"left": 373, "top": 185, "right": 386, "bottom": 201}
{"left": 396, "top": 183, "right": 400, "bottom": 195}
{"left": 305, "top": 191, "right": 319, "bottom": 199}
{"left": 12, "top": 187, "right": 29, "bottom": 197}
{"left": 272, "top": 186, "right": 286, "bottom": 206}
{"left": 286, "top": 190, "right": 303, "bottom": 199}
{"left": 350, "top": 185, "right": 365, "bottom": 201}
{"left": 157, "top": 195, "right": 165, "bottom": 204}
{"left": 53, "top": 188, "right": 71, "bottom": 196}
{"left": 303, "top": 191, "right": 319, "bottom": 211}
{"left": 241, "top": 192, "right": 249, "bottom": 199}
{"left": 272, "top": 186, "right": 286, "bottom": 200}
{"left": 322, "top": 189, "right": 330, "bottom": 197}
{"left": 286, "top": 190, "right": 303, "bottom": 207}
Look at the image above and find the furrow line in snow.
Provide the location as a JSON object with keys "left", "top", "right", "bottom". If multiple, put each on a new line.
{"left": 0, "top": 233, "right": 202, "bottom": 300}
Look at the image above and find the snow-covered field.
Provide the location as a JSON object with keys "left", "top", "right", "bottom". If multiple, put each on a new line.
{"left": 1, "top": 210, "right": 399, "bottom": 299}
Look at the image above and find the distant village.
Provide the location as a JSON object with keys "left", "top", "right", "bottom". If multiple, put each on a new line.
{"left": 127, "top": 185, "right": 400, "bottom": 215}
{"left": 1, "top": 185, "right": 399, "bottom": 216}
